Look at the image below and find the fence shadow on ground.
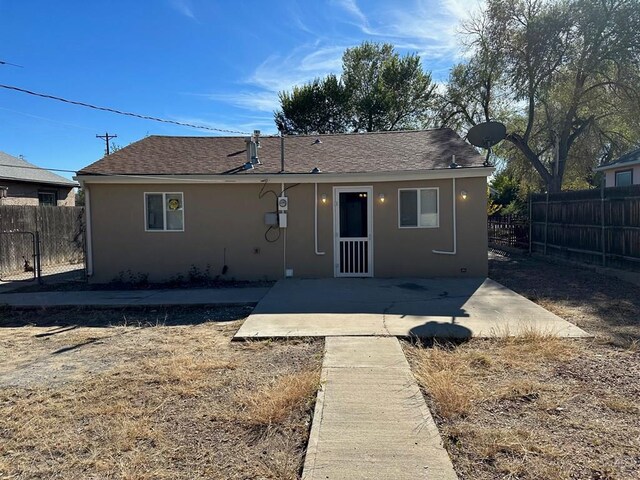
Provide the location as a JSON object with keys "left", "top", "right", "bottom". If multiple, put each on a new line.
{"left": 489, "top": 251, "right": 640, "bottom": 346}
{"left": 0, "top": 305, "right": 254, "bottom": 329}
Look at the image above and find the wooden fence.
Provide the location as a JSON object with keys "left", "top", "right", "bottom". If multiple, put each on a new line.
{"left": 488, "top": 214, "right": 530, "bottom": 249}
{"left": 0, "top": 205, "right": 85, "bottom": 276}
{"left": 529, "top": 185, "right": 640, "bottom": 269}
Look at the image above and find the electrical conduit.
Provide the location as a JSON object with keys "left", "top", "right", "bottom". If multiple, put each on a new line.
{"left": 432, "top": 177, "right": 457, "bottom": 255}
{"left": 314, "top": 183, "right": 325, "bottom": 256}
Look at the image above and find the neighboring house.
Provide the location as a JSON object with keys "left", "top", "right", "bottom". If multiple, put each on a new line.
{"left": 76, "top": 129, "right": 493, "bottom": 283}
{"left": 595, "top": 147, "right": 640, "bottom": 187}
{"left": 0, "top": 151, "right": 77, "bottom": 206}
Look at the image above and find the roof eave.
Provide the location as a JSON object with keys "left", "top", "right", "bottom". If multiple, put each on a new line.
{"left": 595, "top": 157, "right": 640, "bottom": 171}
{"left": 75, "top": 166, "right": 494, "bottom": 185}
{"left": 0, "top": 175, "right": 78, "bottom": 187}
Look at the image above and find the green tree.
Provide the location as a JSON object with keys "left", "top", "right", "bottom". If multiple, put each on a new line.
{"left": 75, "top": 187, "right": 85, "bottom": 206}
{"left": 443, "top": 0, "right": 640, "bottom": 192}
{"left": 274, "top": 42, "right": 437, "bottom": 134}
{"left": 275, "top": 75, "right": 349, "bottom": 134}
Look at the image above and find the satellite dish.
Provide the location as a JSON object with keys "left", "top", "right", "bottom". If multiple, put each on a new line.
{"left": 467, "top": 121, "right": 506, "bottom": 148}
{"left": 466, "top": 121, "right": 507, "bottom": 166}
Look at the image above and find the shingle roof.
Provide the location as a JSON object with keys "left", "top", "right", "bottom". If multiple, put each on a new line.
{"left": 596, "top": 146, "right": 640, "bottom": 171}
{"left": 0, "top": 151, "right": 77, "bottom": 186}
{"left": 78, "top": 128, "right": 486, "bottom": 176}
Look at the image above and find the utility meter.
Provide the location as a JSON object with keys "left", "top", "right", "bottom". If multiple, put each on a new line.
{"left": 278, "top": 196, "right": 289, "bottom": 211}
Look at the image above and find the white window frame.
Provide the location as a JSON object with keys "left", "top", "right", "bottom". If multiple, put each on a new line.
{"left": 144, "top": 192, "right": 185, "bottom": 232}
{"left": 398, "top": 187, "right": 440, "bottom": 229}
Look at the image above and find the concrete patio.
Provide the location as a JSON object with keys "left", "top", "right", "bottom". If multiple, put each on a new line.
{"left": 234, "top": 277, "right": 589, "bottom": 339}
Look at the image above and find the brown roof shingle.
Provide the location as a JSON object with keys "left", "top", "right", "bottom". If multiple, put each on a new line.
{"left": 77, "top": 128, "right": 485, "bottom": 176}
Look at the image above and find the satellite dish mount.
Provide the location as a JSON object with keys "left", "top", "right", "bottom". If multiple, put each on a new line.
{"left": 466, "top": 121, "right": 507, "bottom": 167}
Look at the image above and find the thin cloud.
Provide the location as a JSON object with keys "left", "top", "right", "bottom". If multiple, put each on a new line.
{"left": 191, "top": 0, "right": 484, "bottom": 122}
{"left": 169, "top": 0, "right": 197, "bottom": 20}
{"left": 249, "top": 45, "right": 346, "bottom": 93}
{"left": 191, "top": 91, "right": 282, "bottom": 113}
{"left": 170, "top": 115, "right": 277, "bottom": 135}
{"left": 347, "top": 0, "right": 483, "bottom": 60}
{"left": 330, "top": 0, "right": 369, "bottom": 27}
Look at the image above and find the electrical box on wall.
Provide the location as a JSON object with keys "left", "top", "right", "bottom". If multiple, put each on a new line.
{"left": 264, "top": 212, "right": 278, "bottom": 226}
{"left": 278, "top": 212, "right": 288, "bottom": 228}
{"left": 278, "top": 196, "right": 289, "bottom": 211}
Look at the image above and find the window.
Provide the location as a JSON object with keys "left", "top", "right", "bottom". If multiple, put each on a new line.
{"left": 145, "top": 192, "right": 184, "bottom": 231}
{"left": 399, "top": 188, "right": 439, "bottom": 228}
{"left": 615, "top": 170, "right": 633, "bottom": 187}
{"left": 38, "top": 191, "right": 57, "bottom": 206}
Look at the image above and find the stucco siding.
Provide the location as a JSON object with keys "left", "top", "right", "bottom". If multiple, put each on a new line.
{"left": 87, "top": 177, "right": 488, "bottom": 283}
{"left": 604, "top": 165, "right": 640, "bottom": 187}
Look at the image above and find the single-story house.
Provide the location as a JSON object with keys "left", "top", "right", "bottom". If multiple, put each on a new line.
{"left": 0, "top": 151, "right": 77, "bottom": 206}
{"left": 75, "top": 129, "right": 493, "bottom": 283}
{"left": 595, "top": 147, "right": 640, "bottom": 187}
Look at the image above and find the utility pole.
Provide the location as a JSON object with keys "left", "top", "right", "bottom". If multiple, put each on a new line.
{"left": 96, "top": 132, "right": 117, "bottom": 155}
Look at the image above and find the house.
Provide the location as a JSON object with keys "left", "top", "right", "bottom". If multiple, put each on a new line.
{"left": 0, "top": 151, "right": 77, "bottom": 206}
{"left": 596, "top": 147, "right": 640, "bottom": 187}
{"left": 75, "top": 129, "right": 493, "bottom": 283}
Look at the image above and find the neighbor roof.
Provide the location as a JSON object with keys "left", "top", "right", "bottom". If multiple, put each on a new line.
{"left": 595, "top": 146, "right": 640, "bottom": 171}
{"left": 78, "top": 129, "right": 486, "bottom": 176}
{"left": 0, "top": 151, "right": 77, "bottom": 186}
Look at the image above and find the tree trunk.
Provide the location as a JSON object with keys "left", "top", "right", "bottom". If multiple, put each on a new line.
{"left": 549, "top": 175, "right": 563, "bottom": 193}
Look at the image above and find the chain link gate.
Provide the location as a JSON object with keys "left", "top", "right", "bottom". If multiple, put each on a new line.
{"left": 0, "top": 206, "right": 86, "bottom": 285}
{"left": 0, "top": 231, "right": 39, "bottom": 282}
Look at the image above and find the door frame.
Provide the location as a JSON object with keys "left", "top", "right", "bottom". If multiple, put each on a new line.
{"left": 333, "top": 186, "right": 374, "bottom": 278}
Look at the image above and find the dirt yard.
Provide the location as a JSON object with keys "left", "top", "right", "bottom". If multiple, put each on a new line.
{"left": 0, "top": 306, "right": 322, "bottom": 479}
{"left": 405, "top": 252, "right": 640, "bottom": 480}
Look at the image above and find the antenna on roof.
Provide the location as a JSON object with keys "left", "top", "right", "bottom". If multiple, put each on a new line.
{"left": 466, "top": 121, "right": 506, "bottom": 167}
{"left": 246, "top": 130, "right": 262, "bottom": 166}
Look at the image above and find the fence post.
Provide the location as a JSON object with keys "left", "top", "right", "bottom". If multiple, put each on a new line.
{"left": 528, "top": 193, "right": 532, "bottom": 254}
{"left": 35, "top": 231, "right": 42, "bottom": 284}
{"left": 601, "top": 180, "right": 606, "bottom": 267}
{"left": 544, "top": 190, "right": 549, "bottom": 255}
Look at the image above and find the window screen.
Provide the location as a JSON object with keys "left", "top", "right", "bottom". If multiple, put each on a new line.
{"left": 419, "top": 189, "right": 438, "bottom": 227}
{"left": 615, "top": 170, "right": 632, "bottom": 187}
{"left": 399, "top": 190, "right": 418, "bottom": 227}
{"left": 38, "top": 191, "right": 57, "bottom": 206}
{"left": 145, "top": 193, "right": 183, "bottom": 231}
{"left": 399, "top": 188, "right": 438, "bottom": 228}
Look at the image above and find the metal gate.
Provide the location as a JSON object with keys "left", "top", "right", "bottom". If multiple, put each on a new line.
{"left": 0, "top": 231, "right": 38, "bottom": 282}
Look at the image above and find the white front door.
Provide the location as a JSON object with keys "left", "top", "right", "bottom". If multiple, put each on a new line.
{"left": 333, "top": 186, "right": 373, "bottom": 277}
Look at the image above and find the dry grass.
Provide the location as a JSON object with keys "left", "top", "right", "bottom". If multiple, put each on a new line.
{"left": 410, "top": 344, "right": 480, "bottom": 419}
{"left": 0, "top": 307, "right": 323, "bottom": 479}
{"left": 404, "top": 253, "right": 640, "bottom": 479}
{"left": 409, "top": 331, "right": 578, "bottom": 420}
{"left": 406, "top": 334, "right": 640, "bottom": 479}
{"left": 238, "top": 370, "right": 321, "bottom": 427}
{"left": 489, "top": 251, "right": 640, "bottom": 348}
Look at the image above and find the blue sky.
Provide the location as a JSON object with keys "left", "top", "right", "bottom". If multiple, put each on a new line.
{"left": 0, "top": 0, "right": 480, "bottom": 180}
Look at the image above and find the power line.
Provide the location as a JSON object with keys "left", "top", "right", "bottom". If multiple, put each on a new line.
{"left": 0, "top": 84, "right": 251, "bottom": 135}
{"left": 0, "top": 60, "right": 23, "bottom": 68}
{"left": 0, "top": 163, "right": 78, "bottom": 174}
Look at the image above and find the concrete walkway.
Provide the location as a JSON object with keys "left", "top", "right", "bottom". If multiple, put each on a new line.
{"left": 235, "top": 278, "right": 589, "bottom": 339}
{"left": 0, "top": 287, "right": 270, "bottom": 308}
{"left": 303, "top": 336, "right": 457, "bottom": 479}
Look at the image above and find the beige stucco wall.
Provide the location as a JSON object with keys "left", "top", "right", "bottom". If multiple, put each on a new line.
{"left": 87, "top": 177, "right": 488, "bottom": 283}
{"left": 0, "top": 180, "right": 75, "bottom": 206}
{"left": 604, "top": 165, "right": 640, "bottom": 187}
